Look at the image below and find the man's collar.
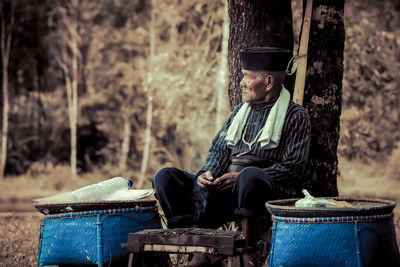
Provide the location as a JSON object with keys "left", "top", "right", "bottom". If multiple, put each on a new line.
{"left": 248, "top": 97, "right": 278, "bottom": 110}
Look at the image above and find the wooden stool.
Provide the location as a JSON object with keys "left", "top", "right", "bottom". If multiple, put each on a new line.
{"left": 122, "top": 228, "right": 246, "bottom": 267}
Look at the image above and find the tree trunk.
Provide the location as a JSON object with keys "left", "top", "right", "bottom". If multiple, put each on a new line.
{"left": 138, "top": 95, "right": 153, "bottom": 189}
{"left": 70, "top": 22, "right": 78, "bottom": 180}
{"left": 0, "top": 0, "right": 13, "bottom": 179}
{"left": 302, "top": 0, "right": 344, "bottom": 197}
{"left": 59, "top": 1, "right": 80, "bottom": 180}
{"left": 227, "top": 0, "right": 294, "bottom": 108}
{"left": 1, "top": 52, "right": 9, "bottom": 180}
{"left": 215, "top": 1, "right": 230, "bottom": 132}
{"left": 137, "top": 0, "right": 155, "bottom": 189}
{"left": 119, "top": 113, "right": 131, "bottom": 171}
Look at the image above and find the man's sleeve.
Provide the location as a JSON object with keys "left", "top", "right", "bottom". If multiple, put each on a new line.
{"left": 263, "top": 108, "right": 311, "bottom": 183}
{"left": 196, "top": 104, "right": 243, "bottom": 178}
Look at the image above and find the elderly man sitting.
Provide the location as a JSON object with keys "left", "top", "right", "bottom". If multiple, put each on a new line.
{"left": 153, "top": 47, "right": 311, "bottom": 267}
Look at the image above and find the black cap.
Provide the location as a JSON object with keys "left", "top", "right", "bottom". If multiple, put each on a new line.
{"left": 240, "top": 47, "right": 292, "bottom": 71}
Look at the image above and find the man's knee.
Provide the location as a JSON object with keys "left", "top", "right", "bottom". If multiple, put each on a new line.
{"left": 238, "top": 167, "right": 266, "bottom": 185}
{"left": 237, "top": 167, "right": 272, "bottom": 192}
{"left": 152, "top": 167, "right": 177, "bottom": 190}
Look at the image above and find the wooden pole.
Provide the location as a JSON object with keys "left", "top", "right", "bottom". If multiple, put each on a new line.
{"left": 293, "top": 0, "right": 313, "bottom": 105}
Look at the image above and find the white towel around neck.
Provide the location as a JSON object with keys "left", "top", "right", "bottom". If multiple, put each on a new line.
{"left": 225, "top": 86, "right": 290, "bottom": 150}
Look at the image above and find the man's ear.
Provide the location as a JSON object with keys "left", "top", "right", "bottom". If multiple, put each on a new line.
{"left": 265, "top": 74, "right": 274, "bottom": 91}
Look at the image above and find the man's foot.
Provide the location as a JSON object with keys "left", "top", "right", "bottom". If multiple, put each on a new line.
{"left": 180, "top": 253, "right": 211, "bottom": 267}
{"left": 237, "top": 241, "right": 269, "bottom": 267}
{"left": 229, "top": 251, "right": 267, "bottom": 267}
{"left": 242, "top": 253, "right": 267, "bottom": 267}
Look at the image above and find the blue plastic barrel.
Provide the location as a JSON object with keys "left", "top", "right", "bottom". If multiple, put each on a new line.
{"left": 265, "top": 197, "right": 400, "bottom": 267}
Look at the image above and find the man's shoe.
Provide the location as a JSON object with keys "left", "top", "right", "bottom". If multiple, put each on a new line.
{"left": 230, "top": 252, "right": 267, "bottom": 267}
{"left": 242, "top": 253, "right": 267, "bottom": 267}
{"left": 240, "top": 241, "right": 269, "bottom": 267}
{"left": 181, "top": 253, "right": 211, "bottom": 267}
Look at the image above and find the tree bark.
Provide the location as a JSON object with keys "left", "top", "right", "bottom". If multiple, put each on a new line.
{"left": 0, "top": 0, "right": 14, "bottom": 179}
{"left": 302, "top": 0, "right": 344, "bottom": 197}
{"left": 227, "top": 0, "right": 294, "bottom": 108}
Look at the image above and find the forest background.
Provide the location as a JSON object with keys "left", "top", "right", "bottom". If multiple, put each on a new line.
{"left": 0, "top": 0, "right": 399, "bottom": 265}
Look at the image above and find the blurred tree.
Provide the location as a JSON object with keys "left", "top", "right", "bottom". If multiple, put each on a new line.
{"left": 76, "top": 0, "right": 150, "bottom": 172}
{"left": 52, "top": 0, "right": 81, "bottom": 180}
{"left": 137, "top": 0, "right": 155, "bottom": 189}
{"left": 339, "top": 0, "right": 400, "bottom": 162}
{"left": 215, "top": 0, "right": 230, "bottom": 132}
{"left": 0, "top": 0, "right": 14, "bottom": 179}
{"left": 3, "top": 0, "right": 57, "bottom": 176}
{"left": 148, "top": 0, "right": 225, "bottom": 174}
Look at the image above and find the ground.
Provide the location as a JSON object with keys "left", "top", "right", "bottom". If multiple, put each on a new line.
{"left": 0, "top": 214, "right": 41, "bottom": 267}
{"left": 0, "top": 157, "right": 399, "bottom": 266}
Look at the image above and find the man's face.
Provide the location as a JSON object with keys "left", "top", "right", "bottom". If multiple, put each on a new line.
{"left": 240, "top": 69, "right": 268, "bottom": 103}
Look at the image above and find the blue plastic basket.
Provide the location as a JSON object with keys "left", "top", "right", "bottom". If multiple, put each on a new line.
{"left": 37, "top": 203, "right": 162, "bottom": 267}
{"left": 265, "top": 197, "right": 400, "bottom": 267}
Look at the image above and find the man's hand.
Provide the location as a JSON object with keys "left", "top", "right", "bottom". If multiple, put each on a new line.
{"left": 213, "top": 172, "right": 239, "bottom": 191}
{"left": 197, "top": 171, "right": 216, "bottom": 193}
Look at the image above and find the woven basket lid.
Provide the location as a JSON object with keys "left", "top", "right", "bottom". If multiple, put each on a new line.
{"left": 265, "top": 197, "right": 396, "bottom": 218}
{"left": 34, "top": 200, "right": 157, "bottom": 215}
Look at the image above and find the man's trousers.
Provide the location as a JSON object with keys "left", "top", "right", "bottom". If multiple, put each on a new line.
{"left": 152, "top": 166, "right": 275, "bottom": 228}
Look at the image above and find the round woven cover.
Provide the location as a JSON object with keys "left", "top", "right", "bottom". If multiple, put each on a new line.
{"left": 265, "top": 197, "right": 395, "bottom": 217}
{"left": 35, "top": 200, "right": 157, "bottom": 215}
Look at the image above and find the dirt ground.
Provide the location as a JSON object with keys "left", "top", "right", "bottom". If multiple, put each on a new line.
{"left": 0, "top": 214, "right": 41, "bottom": 267}
{"left": 0, "top": 157, "right": 399, "bottom": 266}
